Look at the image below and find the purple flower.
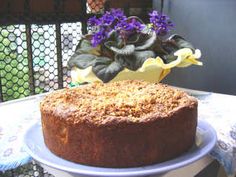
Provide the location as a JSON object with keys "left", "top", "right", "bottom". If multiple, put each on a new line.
{"left": 109, "top": 19, "right": 141, "bottom": 44}
{"left": 111, "top": 8, "right": 126, "bottom": 21}
{"left": 88, "top": 9, "right": 162, "bottom": 47}
{"left": 100, "top": 9, "right": 127, "bottom": 26}
{"left": 91, "top": 28, "right": 108, "bottom": 47}
{"left": 129, "top": 18, "right": 145, "bottom": 32}
{"left": 116, "top": 20, "right": 134, "bottom": 32}
{"left": 149, "top": 10, "right": 174, "bottom": 35}
{"left": 100, "top": 11, "right": 115, "bottom": 25}
{"left": 87, "top": 16, "right": 100, "bottom": 27}
{"left": 115, "top": 18, "right": 145, "bottom": 40}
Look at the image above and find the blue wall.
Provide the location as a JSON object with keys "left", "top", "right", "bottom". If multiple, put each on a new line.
{"left": 153, "top": 0, "right": 236, "bottom": 95}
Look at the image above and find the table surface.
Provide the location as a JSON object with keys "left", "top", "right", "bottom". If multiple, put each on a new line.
{"left": 0, "top": 88, "right": 236, "bottom": 176}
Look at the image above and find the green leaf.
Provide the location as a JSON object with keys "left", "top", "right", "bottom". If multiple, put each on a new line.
{"left": 68, "top": 36, "right": 101, "bottom": 69}
{"left": 110, "top": 45, "right": 135, "bottom": 55}
{"left": 135, "top": 32, "right": 156, "bottom": 51}
{"left": 113, "top": 26, "right": 151, "bottom": 48}
{"left": 107, "top": 30, "right": 123, "bottom": 47}
{"left": 152, "top": 37, "right": 169, "bottom": 56}
{"left": 105, "top": 31, "right": 136, "bottom": 55}
{"left": 116, "top": 50, "right": 155, "bottom": 71}
{"left": 104, "top": 41, "right": 119, "bottom": 50}
{"left": 92, "top": 57, "right": 124, "bottom": 83}
{"left": 74, "top": 37, "right": 101, "bottom": 56}
{"left": 67, "top": 53, "right": 97, "bottom": 69}
{"left": 167, "top": 34, "right": 195, "bottom": 51}
{"left": 160, "top": 34, "right": 196, "bottom": 63}
{"left": 126, "top": 33, "right": 141, "bottom": 44}
{"left": 162, "top": 54, "right": 178, "bottom": 63}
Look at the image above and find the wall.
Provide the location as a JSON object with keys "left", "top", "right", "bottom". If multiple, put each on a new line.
{"left": 153, "top": 0, "right": 236, "bottom": 95}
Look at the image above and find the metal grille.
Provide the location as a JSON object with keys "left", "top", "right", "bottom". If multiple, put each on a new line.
{"left": 61, "top": 22, "right": 82, "bottom": 87}
{"left": 0, "top": 25, "right": 30, "bottom": 100}
{"left": 0, "top": 23, "right": 82, "bottom": 101}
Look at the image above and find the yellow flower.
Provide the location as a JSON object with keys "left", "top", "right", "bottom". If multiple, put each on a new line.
{"left": 71, "top": 48, "right": 202, "bottom": 84}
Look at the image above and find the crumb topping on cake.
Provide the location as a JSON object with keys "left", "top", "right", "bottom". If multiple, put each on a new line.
{"left": 40, "top": 80, "right": 197, "bottom": 124}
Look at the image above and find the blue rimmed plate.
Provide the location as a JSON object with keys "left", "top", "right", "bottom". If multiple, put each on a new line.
{"left": 23, "top": 120, "right": 216, "bottom": 177}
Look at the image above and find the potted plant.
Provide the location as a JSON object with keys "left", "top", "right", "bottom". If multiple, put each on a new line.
{"left": 68, "top": 9, "right": 202, "bottom": 84}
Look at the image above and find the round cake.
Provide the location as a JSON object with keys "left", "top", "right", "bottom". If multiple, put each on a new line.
{"left": 40, "top": 80, "right": 198, "bottom": 167}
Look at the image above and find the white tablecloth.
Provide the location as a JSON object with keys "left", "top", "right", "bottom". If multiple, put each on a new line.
{"left": 0, "top": 91, "right": 235, "bottom": 176}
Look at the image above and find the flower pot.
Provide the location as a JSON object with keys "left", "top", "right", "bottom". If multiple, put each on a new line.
{"left": 71, "top": 60, "right": 167, "bottom": 84}
{"left": 70, "top": 48, "right": 202, "bottom": 84}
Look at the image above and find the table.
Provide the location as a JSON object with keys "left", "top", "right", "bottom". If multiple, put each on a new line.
{"left": 0, "top": 89, "right": 236, "bottom": 177}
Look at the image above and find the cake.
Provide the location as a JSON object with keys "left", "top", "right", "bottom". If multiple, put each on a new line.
{"left": 40, "top": 80, "right": 198, "bottom": 167}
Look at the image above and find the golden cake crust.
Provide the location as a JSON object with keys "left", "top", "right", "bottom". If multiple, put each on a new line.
{"left": 40, "top": 80, "right": 198, "bottom": 167}
{"left": 40, "top": 80, "right": 197, "bottom": 125}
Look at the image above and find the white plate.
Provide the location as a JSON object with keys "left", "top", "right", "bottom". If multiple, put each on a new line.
{"left": 23, "top": 120, "right": 216, "bottom": 177}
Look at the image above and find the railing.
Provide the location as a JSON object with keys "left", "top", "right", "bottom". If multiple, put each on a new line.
{"left": 0, "top": 0, "right": 153, "bottom": 102}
